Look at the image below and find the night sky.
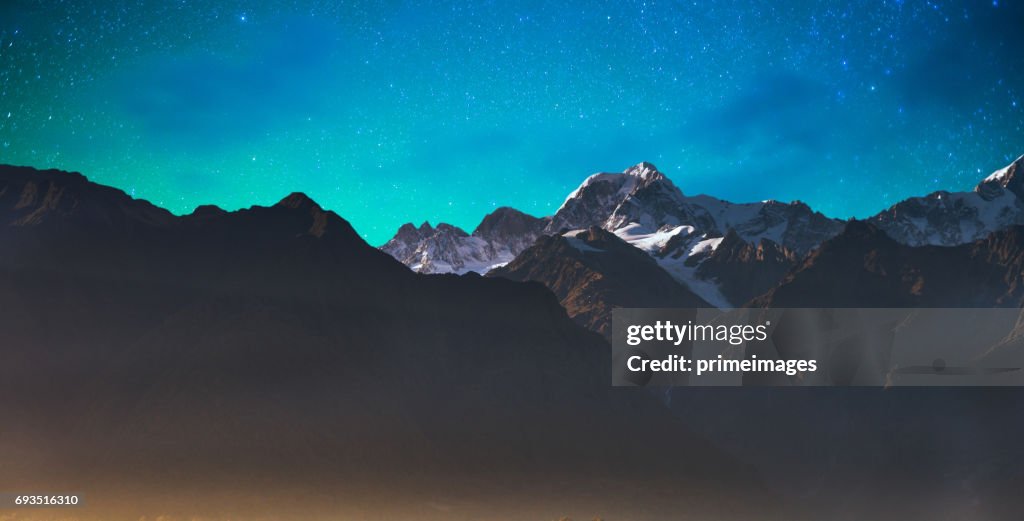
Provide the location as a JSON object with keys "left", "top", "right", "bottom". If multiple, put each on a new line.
{"left": 1, "top": 1, "right": 1022, "bottom": 244}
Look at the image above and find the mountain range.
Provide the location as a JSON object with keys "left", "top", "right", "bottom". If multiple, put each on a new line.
{"left": 489, "top": 226, "right": 709, "bottom": 338}
{"left": 383, "top": 155, "right": 1024, "bottom": 332}
{"left": 380, "top": 207, "right": 548, "bottom": 274}
{"left": 3, "top": 162, "right": 1024, "bottom": 519}
{"left": 0, "top": 164, "right": 771, "bottom": 520}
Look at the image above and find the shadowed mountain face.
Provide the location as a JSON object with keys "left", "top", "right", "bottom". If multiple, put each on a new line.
{"left": 0, "top": 165, "right": 773, "bottom": 520}
{"left": 488, "top": 227, "right": 709, "bottom": 337}
{"left": 694, "top": 229, "right": 800, "bottom": 306}
{"left": 4, "top": 165, "right": 1024, "bottom": 520}
{"left": 752, "top": 220, "right": 1024, "bottom": 308}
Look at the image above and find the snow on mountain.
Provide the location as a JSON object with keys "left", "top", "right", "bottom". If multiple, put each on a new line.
{"left": 381, "top": 207, "right": 548, "bottom": 274}
{"left": 548, "top": 162, "right": 703, "bottom": 234}
{"left": 548, "top": 162, "right": 842, "bottom": 253}
{"left": 981, "top": 154, "right": 1024, "bottom": 190}
{"left": 384, "top": 161, "right": 842, "bottom": 305}
{"left": 682, "top": 196, "right": 843, "bottom": 254}
{"left": 546, "top": 162, "right": 843, "bottom": 306}
{"left": 382, "top": 155, "right": 1024, "bottom": 306}
{"left": 869, "top": 155, "right": 1024, "bottom": 246}
{"left": 608, "top": 223, "right": 732, "bottom": 308}
{"left": 381, "top": 221, "right": 498, "bottom": 274}
{"left": 490, "top": 227, "right": 711, "bottom": 336}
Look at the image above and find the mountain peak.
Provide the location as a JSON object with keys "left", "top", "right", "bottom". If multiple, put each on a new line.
{"left": 275, "top": 192, "right": 322, "bottom": 211}
{"left": 624, "top": 161, "right": 664, "bottom": 180}
{"left": 473, "top": 207, "right": 547, "bottom": 241}
{"left": 393, "top": 222, "right": 423, "bottom": 240}
{"left": 189, "top": 204, "right": 226, "bottom": 218}
{"left": 982, "top": 154, "right": 1024, "bottom": 182}
{"left": 479, "top": 206, "right": 528, "bottom": 221}
{"left": 381, "top": 208, "right": 547, "bottom": 275}
{"left": 976, "top": 154, "right": 1024, "bottom": 198}
{"left": 0, "top": 164, "right": 174, "bottom": 229}
{"left": 435, "top": 222, "right": 470, "bottom": 237}
{"left": 548, "top": 161, "right": 686, "bottom": 233}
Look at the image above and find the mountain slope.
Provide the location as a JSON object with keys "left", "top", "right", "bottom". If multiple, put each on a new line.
{"left": 380, "top": 206, "right": 548, "bottom": 274}
{"left": 751, "top": 220, "right": 1024, "bottom": 308}
{"left": 694, "top": 229, "right": 801, "bottom": 306}
{"left": 488, "top": 227, "right": 710, "bottom": 337}
{"left": 0, "top": 164, "right": 773, "bottom": 520}
{"left": 869, "top": 155, "right": 1024, "bottom": 246}
{"left": 0, "top": 164, "right": 175, "bottom": 230}
{"left": 382, "top": 156, "right": 1024, "bottom": 308}
{"left": 3, "top": 164, "right": 1024, "bottom": 520}
{"left": 382, "top": 162, "right": 843, "bottom": 306}
{"left": 547, "top": 162, "right": 843, "bottom": 306}
{"left": 548, "top": 162, "right": 842, "bottom": 255}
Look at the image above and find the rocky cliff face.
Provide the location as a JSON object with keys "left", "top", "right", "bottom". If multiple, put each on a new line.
{"left": 751, "top": 220, "right": 1024, "bottom": 308}
{"left": 383, "top": 156, "right": 1024, "bottom": 309}
{"left": 694, "top": 229, "right": 801, "bottom": 306}
{"left": 473, "top": 206, "right": 549, "bottom": 256}
{"left": 489, "top": 227, "right": 709, "bottom": 337}
{"left": 381, "top": 207, "right": 548, "bottom": 274}
{"left": 869, "top": 155, "right": 1024, "bottom": 246}
{"left": 545, "top": 162, "right": 842, "bottom": 306}
{"left": 381, "top": 162, "right": 843, "bottom": 306}
{"left": 547, "top": 162, "right": 842, "bottom": 255}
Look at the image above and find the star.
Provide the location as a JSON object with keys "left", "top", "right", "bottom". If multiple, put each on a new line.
{"left": 0, "top": 0, "right": 1021, "bottom": 245}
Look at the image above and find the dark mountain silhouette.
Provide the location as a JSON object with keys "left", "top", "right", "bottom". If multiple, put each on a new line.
{"left": 0, "top": 164, "right": 775, "bottom": 520}
{"left": 488, "top": 227, "right": 709, "bottom": 337}
{"left": 751, "top": 220, "right": 1024, "bottom": 307}
{"left": 4, "top": 164, "right": 1024, "bottom": 520}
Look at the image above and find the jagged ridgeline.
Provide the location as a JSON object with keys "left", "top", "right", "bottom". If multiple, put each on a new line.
{"left": 384, "top": 156, "right": 1024, "bottom": 335}
{"left": 0, "top": 164, "right": 774, "bottom": 520}
{"left": 3, "top": 163, "right": 1024, "bottom": 519}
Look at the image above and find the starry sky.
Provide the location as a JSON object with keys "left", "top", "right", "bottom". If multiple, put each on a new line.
{"left": 1, "top": 0, "right": 1022, "bottom": 244}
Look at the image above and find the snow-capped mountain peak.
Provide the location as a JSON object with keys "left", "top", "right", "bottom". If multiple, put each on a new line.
{"left": 381, "top": 221, "right": 482, "bottom": 274}
{"left": 541, "top": 161, "right": 844, "bottom": 306}
{"left": 382, "top": 153, "right": 1024, "bottom": 307}
{"left": 548, "top": 162, "right": 690, "bottom": 233}
{"left": 872, "top": 155, "right": 1024, "bottom": 246}
{"left": 977, "top": 154, "right": 1024, "bottom": 198}
{"left": 624, "top": 161, "right": 667, "bottom": 181}
{"left": 380, "top": 158, "right": 843, "bottom": 305}
{"left": 381, "top": 207, "right": 548, "bottom": 275}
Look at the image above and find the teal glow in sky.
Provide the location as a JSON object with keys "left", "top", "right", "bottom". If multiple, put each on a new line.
{"left": 1, "top": 0, "right": 1022, "bottom": 244}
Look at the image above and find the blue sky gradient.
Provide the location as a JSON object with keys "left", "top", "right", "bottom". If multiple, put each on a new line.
{"left": 1, "top": 0, "right": 1022, "bottom": 244}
